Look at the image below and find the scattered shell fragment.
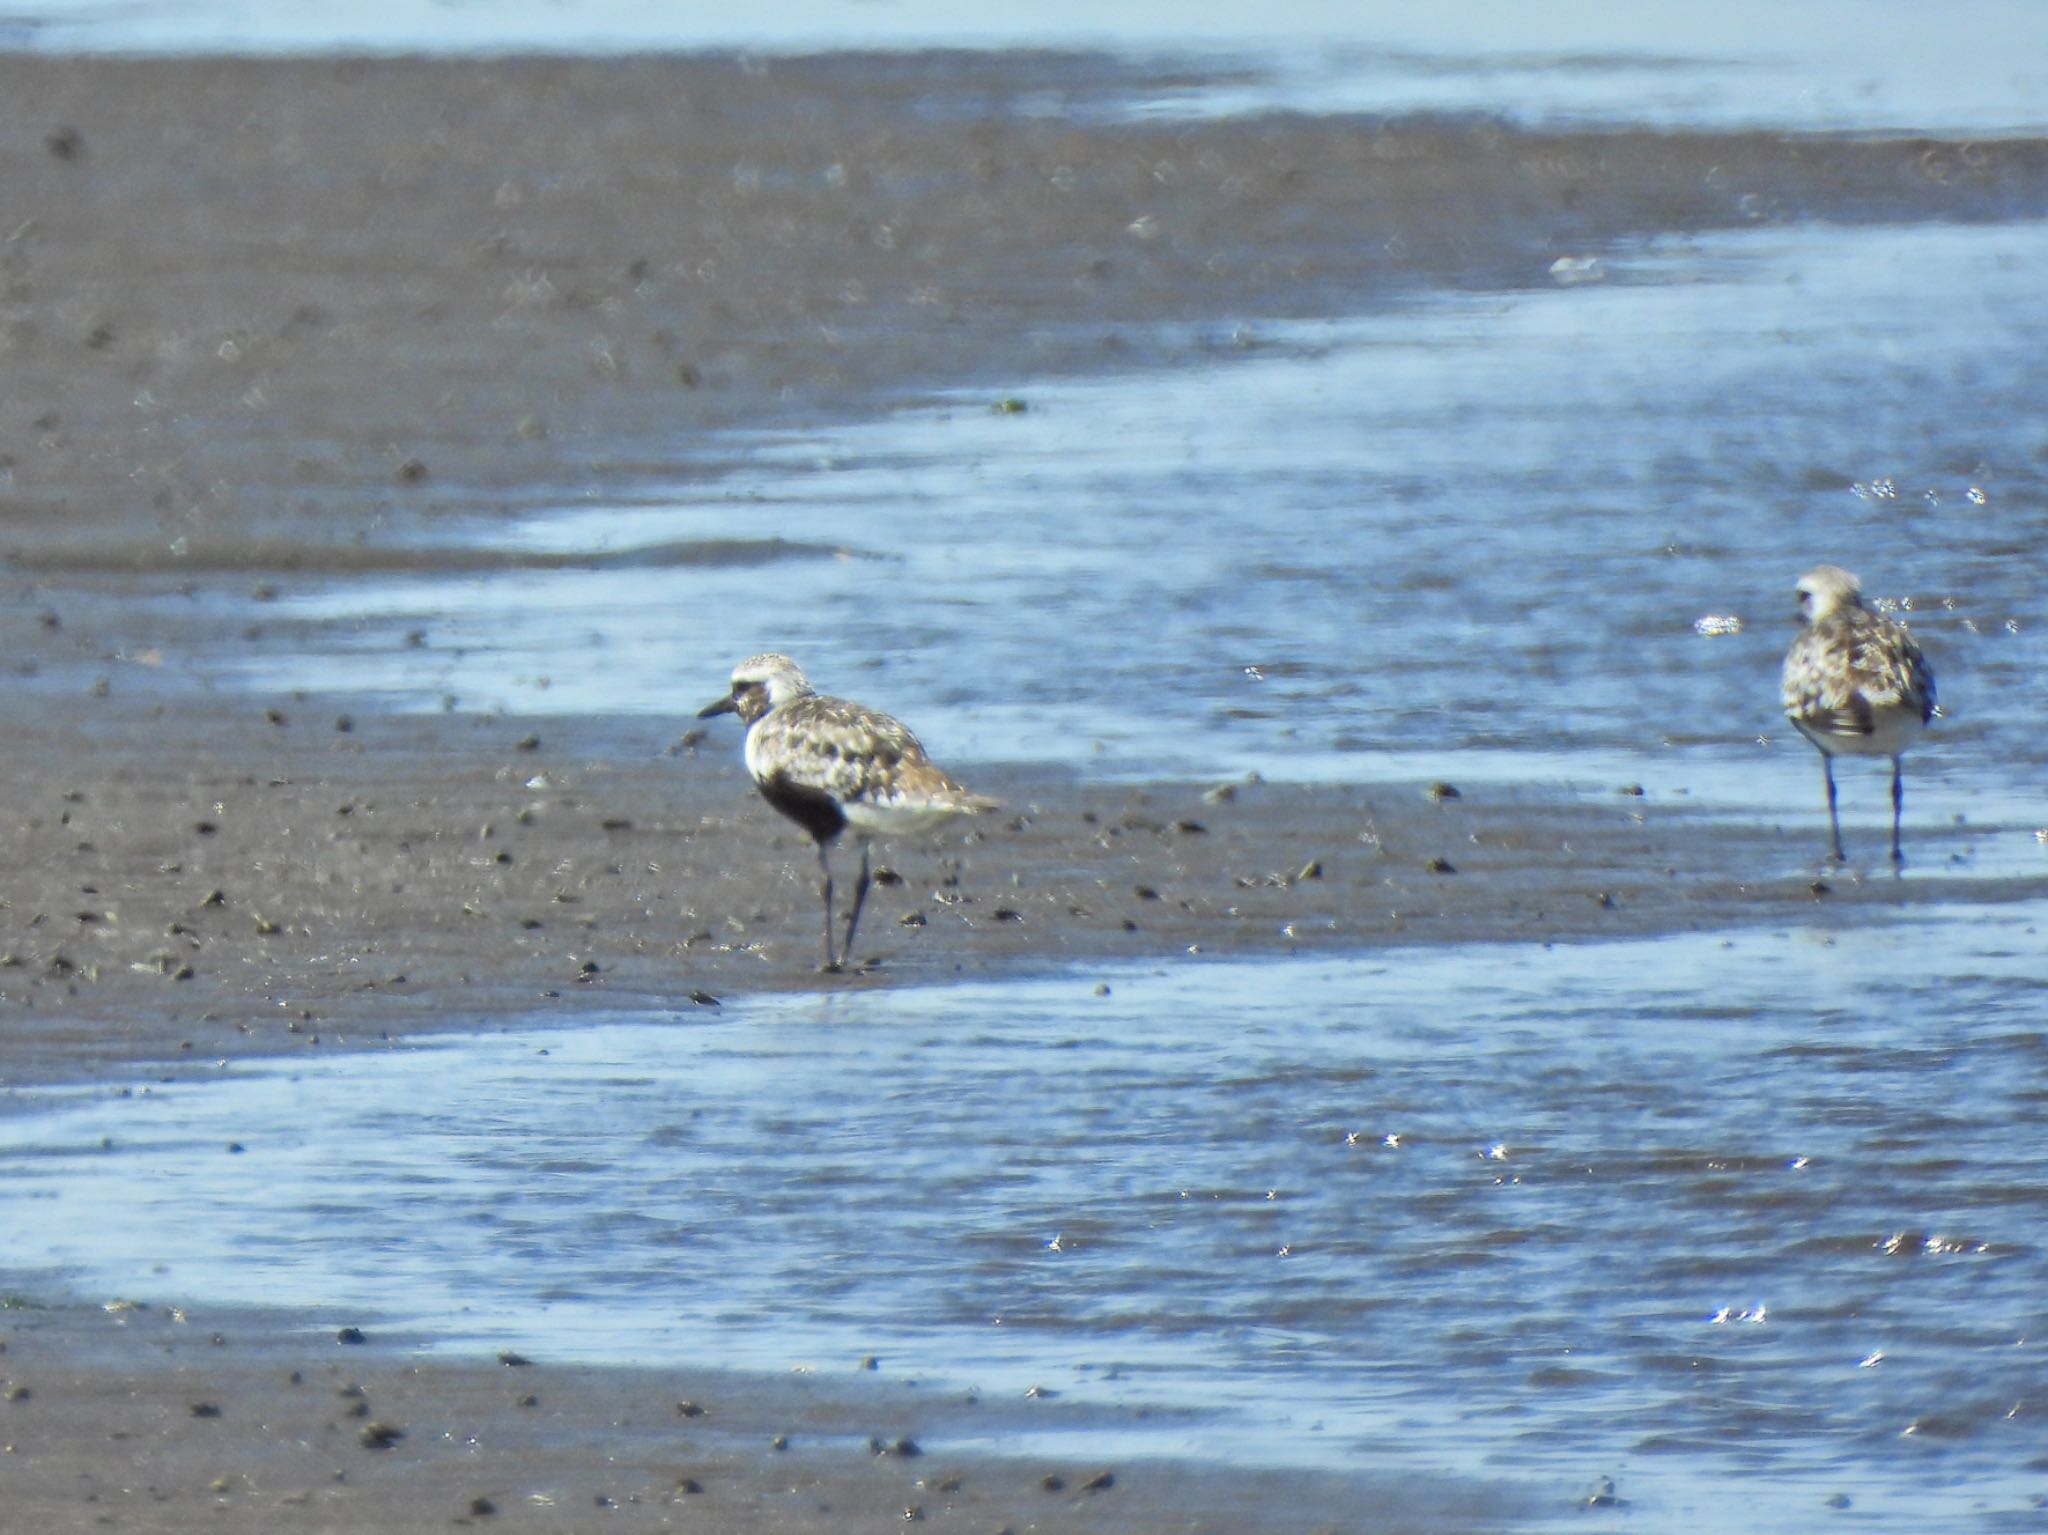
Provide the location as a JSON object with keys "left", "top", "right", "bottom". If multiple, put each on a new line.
{"left": 359, "top": 1420, "right": 405, "bottom": 1450}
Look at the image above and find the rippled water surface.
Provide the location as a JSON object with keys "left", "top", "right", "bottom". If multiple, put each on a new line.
{"left": 20, "top": 0, "right": 2048, "bottom": 135}
{"left": 10, "top": 9, "right": 2048, "bottom": 1529}
{"left": 233, "top": 219, "right": 2048, "bottom": 845}
{"left": 4, "top": 904, "right": 2046, "bottom": 1529}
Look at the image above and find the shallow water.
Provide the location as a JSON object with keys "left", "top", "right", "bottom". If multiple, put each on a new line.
{"left": 232, "top": 218, "right": 2048, "bottom": 854}
{"left": 4, "top": 902, "right": 2046, "bottom": 1529}
{"left": 9, "top": 15, "right": 2047, "bottom": 1531}
{"left": 19, "top": 0, "right": 2048, "bottom": 136}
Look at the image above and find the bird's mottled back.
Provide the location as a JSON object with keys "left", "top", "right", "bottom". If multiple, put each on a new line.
{"left": 1781, "top": 566, "right": 1935, "bottom": 745}
{"left": 746, "top": 691, "right": 996, "bottom": 819}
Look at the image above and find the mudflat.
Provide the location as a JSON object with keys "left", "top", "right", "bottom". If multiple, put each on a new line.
{"left": 2, "top": 52, "right": 2041, "bottom": 1533}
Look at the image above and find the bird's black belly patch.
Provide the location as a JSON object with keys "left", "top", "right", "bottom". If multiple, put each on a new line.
{"left": 758, "top": 773, "right": 847, "bottom": 844}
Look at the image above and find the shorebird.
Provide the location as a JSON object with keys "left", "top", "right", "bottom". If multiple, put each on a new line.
{"left": 1780, "top": 565, "right": 1936, "bottom": 865}
{"left": 698, "top": 653, "right": 999, "bottom": 972}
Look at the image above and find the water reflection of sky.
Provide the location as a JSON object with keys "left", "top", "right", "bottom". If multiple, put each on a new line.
{"left": 15, "top": 0, "right": 2048, "bottom": 135}
{"left": 219, "top": 220, "right": 2048, "bottom": 844}
{"left": 4, "top": 901, "right": 2046, "bottom": 1531}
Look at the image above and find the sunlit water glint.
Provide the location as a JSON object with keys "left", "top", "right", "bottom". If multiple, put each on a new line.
{"left": 19, "top": 0, "right": 2048, "bottom": 137}
{"left": 4, "top": 904, "right": 2046, "bottom": 1530}
{"left": 222, "top": 220, "right": 2048, "bottom": 846}
{"left": 10, "top": 12, "right": 2048, "bottom": 1531}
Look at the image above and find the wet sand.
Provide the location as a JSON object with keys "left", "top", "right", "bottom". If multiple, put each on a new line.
{"left": 0, "top": 1300, "right": 1555, "bottom": 1535}
{"left": 5, "top": 51, "right": 2047, "bottom": 1533}
{"left": 4, "top": 694, "right": 2031, "bottom": 1097}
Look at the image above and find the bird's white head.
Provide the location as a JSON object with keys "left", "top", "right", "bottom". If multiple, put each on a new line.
{"left": 698, "top": 652, "right": 814, "bottom": 726}
{"left": 1795, "top": 565, "right": 1863, "bottom": 626}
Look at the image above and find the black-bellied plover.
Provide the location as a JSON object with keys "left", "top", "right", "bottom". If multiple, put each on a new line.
{"left": 1780, "top": 565, "right": 1936, "bottom": 865}
{"left": 698, "top": 652, "right": 999, "bottom": 972}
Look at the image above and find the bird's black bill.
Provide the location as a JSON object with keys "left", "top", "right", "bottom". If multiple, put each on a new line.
{"left": 698, "top": 693, "right": 738, "bottom": 719}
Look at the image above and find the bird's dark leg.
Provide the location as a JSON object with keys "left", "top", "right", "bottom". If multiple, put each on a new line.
{"left": 816, "top": 841, "right": 841, "bottom": 973}
{"left": 840, "top": 840, "right": 873, "bottom": 972}
{"left": 1889, "top": 755, "right": 1906, "bottom": 868}
{"left": 1822, "top": 755, "right": 1845, "bottom": 864}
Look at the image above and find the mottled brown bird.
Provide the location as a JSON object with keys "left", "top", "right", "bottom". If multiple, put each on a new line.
{"left": 1781, "top": 565, "right": 1936, "bottom": 865}
{"left": 699, "top": 653, "right": 998, "bottom": 971}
